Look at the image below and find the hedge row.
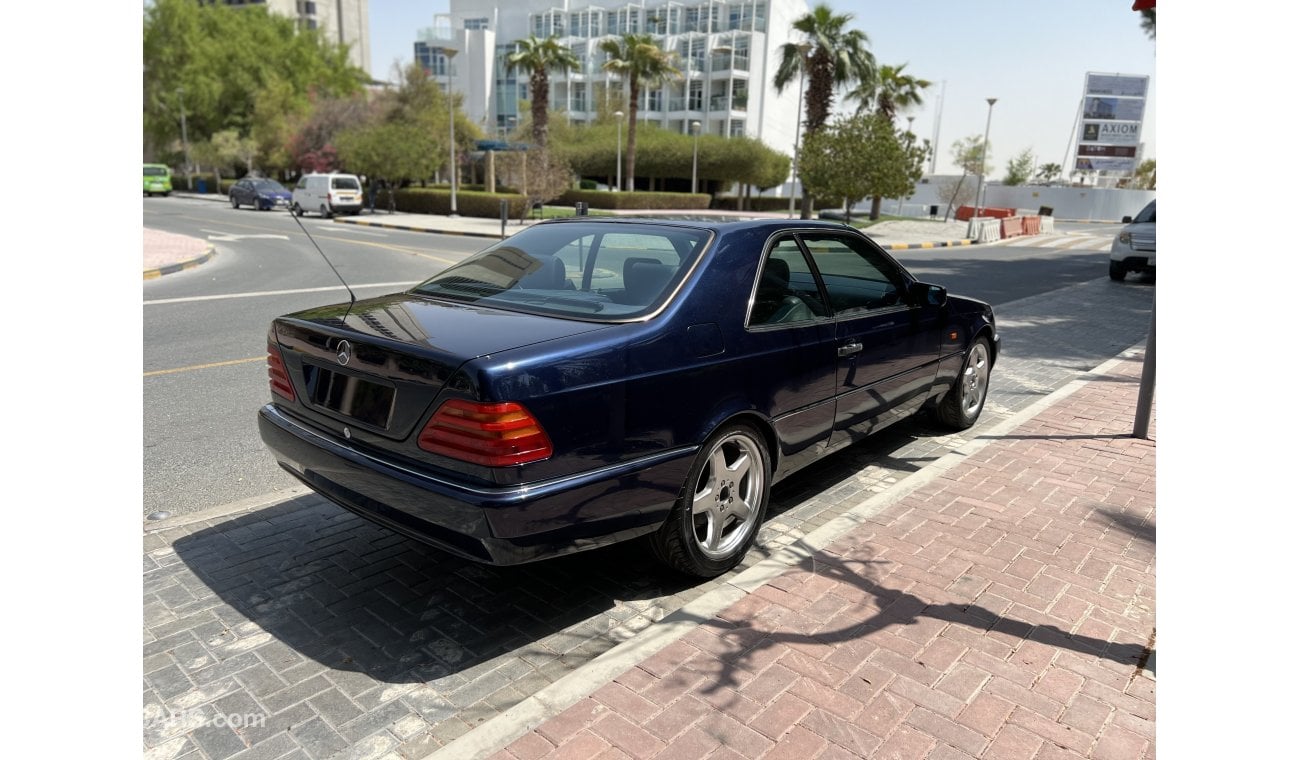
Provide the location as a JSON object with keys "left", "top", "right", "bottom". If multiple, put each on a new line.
{"left": 391, "top": 187, "right": 530, "bottom": 218}
{"left": 711, "top": 196, "right": 804, "bottom": 212}
{"left": 554, "top": 190, "right": 710, "bottom": 210}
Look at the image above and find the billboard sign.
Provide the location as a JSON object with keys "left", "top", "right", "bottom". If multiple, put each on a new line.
{"left": 1074, "top": 72, "right": 1148, "bottom": 176}
{"left": 1075, "top": 157, "right": 1137, "bottom": 173}
{"left": 1085, "top": 73, "right": 1148, "bottom": 98}
{"left": 1077, "top": 144, "right": 1138, "bottom": 158}
{"left": 1082, "top": 96, "right": 1145, "bottom": 121}
{"left": 1080, "top": 121, "right": 1142, "bottom": 145}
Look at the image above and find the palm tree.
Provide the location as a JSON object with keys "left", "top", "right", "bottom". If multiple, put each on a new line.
{"left": 773, "top": 3, "right": 875, "bottom": 218}
{"left": 506, "top": 35, "right": 581, "bottom": 149}
{"left": 848, "top": 63, "right": 931, "bottom": 123}
{"left": 846, "top": 63, "right": 931, "bottom": 219}
{"left": 599, "top": 33, "right": 681, "bottom": 191}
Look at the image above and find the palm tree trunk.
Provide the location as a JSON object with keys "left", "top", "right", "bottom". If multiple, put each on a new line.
{"left": 626, "top": 76, "right": 639, "bottom": 191}
{"left": 532, "top": 68, "right": 549, "bottom": 148}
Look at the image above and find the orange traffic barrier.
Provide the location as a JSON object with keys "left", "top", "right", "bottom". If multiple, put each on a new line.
{"left": 1000, "top": 216, "right": 1024, "bottom": 238}
{"left": 1023, "top": 215, "right": 1041, "bottom": 235}
{"left": 956, "top": 205, "right": 1017, "bottom": 221}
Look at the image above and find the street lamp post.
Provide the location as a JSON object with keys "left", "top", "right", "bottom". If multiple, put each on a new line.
{"left": 614, "top": 110, "right": 624, "bottom": 192}
{"left": 974, "top": 97, "right": 997, "bottom": 215}
{"left": 177, "top": 87, "right": 192, "bottom": 191}
{"left": 787, "top": 42, "right": 812, "bottom": 219}
{"left": 691, "top": 120, "right": 701, "bottom": 194}
{"left": 443, "top": 46, "right": 460, "bottom": 217}
{"left": 899, "top": 116, "right": 916, "bottom": 214}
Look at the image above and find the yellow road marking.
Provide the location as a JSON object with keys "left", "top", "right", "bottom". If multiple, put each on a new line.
{"left": 145, "top": 356, "right": 263, "bottom": 378}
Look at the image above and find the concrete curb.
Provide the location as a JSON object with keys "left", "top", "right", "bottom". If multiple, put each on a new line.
{"left": 143, "top": 246, "right": 216, "bottom": 280}
{"left": 423, "top": 341, "right": 1150, "bottom": 760}
{"left": 878, "top": 239, "right": 978, "bottom": 251}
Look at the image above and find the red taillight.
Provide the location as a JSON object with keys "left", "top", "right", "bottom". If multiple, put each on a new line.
{"left": 267, "top": 343, "right": 296, "bottom": 401}
{"left": 418, "top": 399, "right": 553, "bottom": 467}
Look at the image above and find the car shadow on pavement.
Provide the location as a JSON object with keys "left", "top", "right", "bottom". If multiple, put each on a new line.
{"left": 166, "top": 419, "right": 945, "bottom": 688}
{"left": 170, "top": 497, "right": 699, "bottom": 686}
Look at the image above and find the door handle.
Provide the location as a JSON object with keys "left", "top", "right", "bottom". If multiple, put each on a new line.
{"left": 838, "top": 342, "right": 863, "bottom": 357}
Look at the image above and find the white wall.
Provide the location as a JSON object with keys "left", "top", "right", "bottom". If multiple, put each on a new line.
{"left": 888, "top": 176, "right": 1155, "bottom": 221}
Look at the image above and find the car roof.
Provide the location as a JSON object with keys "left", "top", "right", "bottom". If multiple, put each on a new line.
{"left": 532, "top": 216, "right": 859, "bottom": 234}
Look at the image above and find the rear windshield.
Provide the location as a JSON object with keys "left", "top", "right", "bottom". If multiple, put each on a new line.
{"left": 331, "top": 177, "right": 360, "bottom": 190}
{"left": 143, "top": 166, "right": 169, "bottom": 176}
{"left": 411, "top": 222, "right": 711, "bottom": 321}
{"left": 1134, "top": 201, "right": 1155, "bottom": 224}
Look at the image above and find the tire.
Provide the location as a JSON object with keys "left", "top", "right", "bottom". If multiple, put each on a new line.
{"left": 936, "top": 336, "right": 992, "bottom": 430}
{"left": 230, "top": 196, "right": 239, "bottom": 210}
{"left": 320, "top": 204, "right": 332, "bottom": 219}
{"left": 291, "top": 203, "right": 303, "bottom": 217}
{"left": 651, "top": 422, "right": 771, "bottom": 578}
{"left": 1109, "top": 261, "right": 1126, "bottom": 281}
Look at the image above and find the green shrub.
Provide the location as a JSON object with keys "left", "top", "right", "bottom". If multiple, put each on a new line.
{"left": 711, "top": 196, "right": 805, "bottom": 212}
{"left": 392, "top": 187, "right": 529, "bottom": 217}
{"left": 554, "top": 190, "right": 710, "bottom": 210}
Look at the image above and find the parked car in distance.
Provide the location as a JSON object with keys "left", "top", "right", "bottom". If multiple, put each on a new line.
{"left": 230, "top": 178, "right": 293, "bottom": 211}
{"left": 259, "top": 218, "right": 999, "bottom": 577}
{"left": 292, "top": 173, "right": 363, "bottom": 218}
{"left": 1110, "top": 199, "right": 1155, "bottom": 280}
{"left": 143, "top": 164, "right": 172, "bottom": 196}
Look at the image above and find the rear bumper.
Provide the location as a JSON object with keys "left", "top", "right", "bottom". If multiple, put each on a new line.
{"left": 258, "top": 404, "right": 693, "bottom": 565}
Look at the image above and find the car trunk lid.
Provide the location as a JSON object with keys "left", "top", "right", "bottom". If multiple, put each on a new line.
{"left": 272, "top": 293, "right": 610, "bottom": 441}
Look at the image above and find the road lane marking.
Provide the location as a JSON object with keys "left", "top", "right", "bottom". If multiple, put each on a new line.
{"left": 144, "top": 281, "right": 418, "bottom": 306}
{"left": 145, "top": 356, "right": 263, "bottom": 377}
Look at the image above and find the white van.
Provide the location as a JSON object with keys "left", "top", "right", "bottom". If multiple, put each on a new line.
{"left": 292, "top": 173, "right": 364, "bottom": 218}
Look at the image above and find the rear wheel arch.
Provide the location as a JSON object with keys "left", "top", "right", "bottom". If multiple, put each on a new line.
{"left": 695, "top": 410, "right": 780, "bottom": 483}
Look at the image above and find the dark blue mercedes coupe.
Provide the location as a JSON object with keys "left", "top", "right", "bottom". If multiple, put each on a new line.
{"left": 259, "top": 218, "right": 998, "bottom": 577}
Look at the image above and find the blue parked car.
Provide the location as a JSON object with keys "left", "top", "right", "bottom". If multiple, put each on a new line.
{"left": 229, "top": 177, "right": 293, "bottom": 211}
{"left": 259, "top": 218, "right": 998, "bottom": 576}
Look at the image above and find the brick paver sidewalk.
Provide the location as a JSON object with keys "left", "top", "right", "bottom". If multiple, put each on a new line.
{"left": 144, "top": 227, "right": 212, "bottom": 272}
{"left": 490, "top": 355, "right": 1156, "bottom": 760}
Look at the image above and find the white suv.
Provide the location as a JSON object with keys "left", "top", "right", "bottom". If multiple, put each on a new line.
{"left": 1109, "top": 199, "right": 1156, "bottom": 281}
{"left": 292, "top": 173, "right": 364, "bottom": 218}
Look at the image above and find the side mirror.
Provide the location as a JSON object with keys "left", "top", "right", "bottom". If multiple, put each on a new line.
{"left": 909, "top": 282, "right": 947, "bottom": 307}
{"left": 1122, "top": 215, "right": 1133, "bottom": 223}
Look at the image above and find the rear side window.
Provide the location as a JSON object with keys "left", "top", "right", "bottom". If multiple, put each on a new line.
{"left": 331, "top": 177, "right": 360, "bottom": 190}
{"left": 749, "top": 237, "right": 829, "bottom": 327}
{"left": 412, "top": 222, "right": 710, "bottom": 321}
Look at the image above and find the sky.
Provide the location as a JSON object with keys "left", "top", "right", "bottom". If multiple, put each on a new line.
{"left": 367, "top": 0, "right": 1157, "bottom": 176}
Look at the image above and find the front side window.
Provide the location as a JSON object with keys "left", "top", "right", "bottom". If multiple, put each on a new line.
{"left": 800, "top": 233, "right": 907, "bottom": 315}
{"left": 412, "top": 223, "right": 711, "bottom": 321}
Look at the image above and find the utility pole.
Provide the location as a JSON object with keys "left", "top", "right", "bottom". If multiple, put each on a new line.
{"left": 974, "top": 98, "right": 997, "bottom": 213}
{"left": 929, "top": 80, "right": 945, "bottom": 175}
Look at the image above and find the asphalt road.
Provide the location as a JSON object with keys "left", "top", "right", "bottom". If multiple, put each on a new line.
{"left": 142, "top": 197, "right": 1132, "bottom": 517}
{"left": 143, "top": 198, "right": 488, "bottom": 518}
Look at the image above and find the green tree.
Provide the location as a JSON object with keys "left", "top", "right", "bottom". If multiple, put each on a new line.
{"left": 1132, "top": 159, "right": 1156, "bottom": 190}
{"left": 599, "top": 34, "right": 682, "bottom": 191}
{"left": 848, "top": 63, "right": 931, "bottom": 123}
{"left": 506, "top": 35, "right": 581, "bottom": 149}
{"left": 942, "top": 136, "right": 989, "bottom": 221}
{"left": 800, "top": 113, "right": 924, "bottom": 223}
{"left": 143, "top": 0, "right": 364, "bottom": 161}
{"left": 1003, "top": 148, "right": 1035, "bottom": 186}
{"left": 1139, "top": 9, "right": 1156, "bottom": 40}
{"left": 335, "top": 121, "right": 440, "bottom": 185}
{"left": 1035, "top": 162, "right": 1062, "bottom": 182}
{"left": 773, "top": 3, "right": 876, "bottom": 218}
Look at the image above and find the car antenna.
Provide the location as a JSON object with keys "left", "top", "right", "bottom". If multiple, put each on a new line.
{"left": 289, "top": 210, "right": 357, "bottom": 319}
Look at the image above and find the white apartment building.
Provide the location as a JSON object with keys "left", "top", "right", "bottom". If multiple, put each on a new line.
{"left": 413, "top": 0, "right": 810, "bottom": 157}
{"left": 219, "top": 0, "right": 371, "bottom": 75}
